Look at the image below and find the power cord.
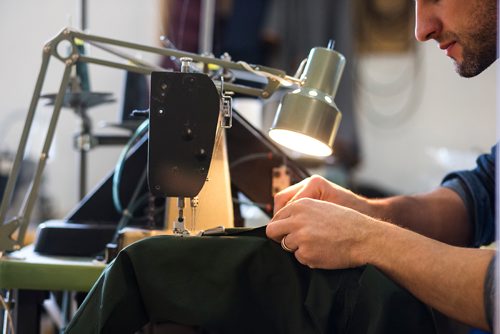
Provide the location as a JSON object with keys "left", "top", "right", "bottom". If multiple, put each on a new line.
{"left": 0, "top": 291, "right": 14, "bottom": 334}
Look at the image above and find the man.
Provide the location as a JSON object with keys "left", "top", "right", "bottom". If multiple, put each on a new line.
{"left": 266, "top": 0, "right": 497, "bottom": 331}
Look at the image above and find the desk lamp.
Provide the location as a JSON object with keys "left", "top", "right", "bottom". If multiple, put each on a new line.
{"left": 0, "top": 28, "right": 345, "bottom": 251}
{"left": 269, "top": 41, "right": 345, "bottom": 157}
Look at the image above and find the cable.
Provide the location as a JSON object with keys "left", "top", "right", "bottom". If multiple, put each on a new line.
{"left": 159, "top": 36, "right": 204, "bottom": 74}
{"left": 112, "top": 119, "right": 149, "bottom": 214}
{"left": 229, "top": 152, "right": 274, "bottom": 170}
{"left": 0, "top": 291, "right": 14, "bottom": 334}
{"left": 236, "top": 61, "right": 302, "bottom": 87}
{"left": 353, "top": 49, "right": 421, "bottom": 96}
{"left": 350, "top": 0, "right": 423, "bottom": 127}
{"left": 352, "top": 44, "right": 425, "bottom": 127}
{"left": 293, "top": 58, "right": 307, "bottom": 79}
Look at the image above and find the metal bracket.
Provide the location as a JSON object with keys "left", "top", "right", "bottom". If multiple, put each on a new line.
{"left": 221, "top": 95, "right": 233, "bottom": 129}
{"left": 0, "top": 219, "right": 22, "bottom": 251}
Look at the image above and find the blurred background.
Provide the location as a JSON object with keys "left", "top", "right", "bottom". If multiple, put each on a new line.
{"left": 0, "top": 0, "right": 496, "bottom": 228}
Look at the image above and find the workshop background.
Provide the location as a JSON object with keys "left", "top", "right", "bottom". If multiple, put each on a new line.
{"left": 0, "top": 0, "right": 496, "bottom": 232}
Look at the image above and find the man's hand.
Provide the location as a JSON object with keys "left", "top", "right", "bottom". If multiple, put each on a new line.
{"left": 266, "top": 197, "right": 379, "bottom": 269}
{"left": 266, "top": 195, "right": 493, "bottom": 331}
{"left": 273, "top": 175, "right": 370, "bottom": 215}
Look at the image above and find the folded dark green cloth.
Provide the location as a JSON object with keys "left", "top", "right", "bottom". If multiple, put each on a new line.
{"left": 65, "top": 227, "right": 436, "bottom": 334}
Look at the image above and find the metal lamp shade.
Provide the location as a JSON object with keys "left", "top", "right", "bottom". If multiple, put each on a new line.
{"left": 269, "top": 46, "right": 345, "bottom": 157}
{"left": 269, "top": 89, "right": 342, "bottom": 156}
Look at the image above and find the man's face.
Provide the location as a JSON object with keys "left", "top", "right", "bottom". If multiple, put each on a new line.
{"left": 415, "top": 0, "right": 498, "bottom": 77}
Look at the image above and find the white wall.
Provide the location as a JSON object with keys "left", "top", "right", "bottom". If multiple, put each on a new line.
{"left": 0, "top": 0, "right": 160, "bottom": 218}
{"left": 0, "top": 1, "right": 497, "bottom": 219}
{"left": 354, "top": 42, "right": 497, "bottom": 195}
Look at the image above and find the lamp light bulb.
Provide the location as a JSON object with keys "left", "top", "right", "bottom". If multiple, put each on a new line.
{"left": 268, "top": 129, "right": 332, "bottom": 157}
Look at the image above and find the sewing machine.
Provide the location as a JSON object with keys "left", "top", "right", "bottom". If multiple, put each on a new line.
{"left": 0, "top": 27, "right": 345, "bottom": 257}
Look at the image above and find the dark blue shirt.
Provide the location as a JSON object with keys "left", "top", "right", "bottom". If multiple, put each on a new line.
{"left": 441, "top": 145, "right": 496, "bottom": 247}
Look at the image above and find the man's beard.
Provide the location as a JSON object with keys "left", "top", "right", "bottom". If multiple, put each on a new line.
{"left": 456, "top": 31, "right": 497, "bottom": 77}
{"left": 455, "top": 8, "right": 497, "bottom": 77}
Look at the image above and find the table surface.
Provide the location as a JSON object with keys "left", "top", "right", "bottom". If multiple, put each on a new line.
{"left": 0, "top": 245, "right": 106, "bottom": 292}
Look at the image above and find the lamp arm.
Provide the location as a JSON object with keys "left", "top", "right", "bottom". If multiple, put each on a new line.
{"left": 0, "top": 49, "right": 53, "bottom": 252}
{"left": 65, "top": 28, "right": 295, "bottom": 97}
{"left": 0, "top": 27, "right": 301, "bottom": 252}
{"left": 17, "top": 63, "right": 74, "bottom": 246}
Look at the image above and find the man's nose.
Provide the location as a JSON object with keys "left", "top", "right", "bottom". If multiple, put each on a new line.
{"left": 414, "top": 1, "right": 441, "bottom": 42}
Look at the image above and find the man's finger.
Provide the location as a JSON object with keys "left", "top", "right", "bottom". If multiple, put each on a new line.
{"left": 266, "top": 210, "right": 294, "bottom": 242}
{"left": 273, "top": 180, "right": 307, "bottom": 214}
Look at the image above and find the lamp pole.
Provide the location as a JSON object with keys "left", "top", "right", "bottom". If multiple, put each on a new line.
{"left": 199, "top": 0, "right": 215, "bottom": 55}
{"left": 81, "top": 0, "right": 88, "bottom": 31}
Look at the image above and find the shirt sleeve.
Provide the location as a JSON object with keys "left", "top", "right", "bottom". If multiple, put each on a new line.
{"left": 440, "top": 145, "right": 496, "bottom": 247}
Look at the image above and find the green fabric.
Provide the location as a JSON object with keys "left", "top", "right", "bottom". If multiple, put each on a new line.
{"left": 65, "top": 227, "right": 437, "bottom": 334}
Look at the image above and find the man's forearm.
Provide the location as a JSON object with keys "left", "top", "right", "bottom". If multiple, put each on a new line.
{"left": 356, "top": 220, "right": 493, "bottom": 330}
{"left": 364, "top": 187, "right": 472, "bottom": 246}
